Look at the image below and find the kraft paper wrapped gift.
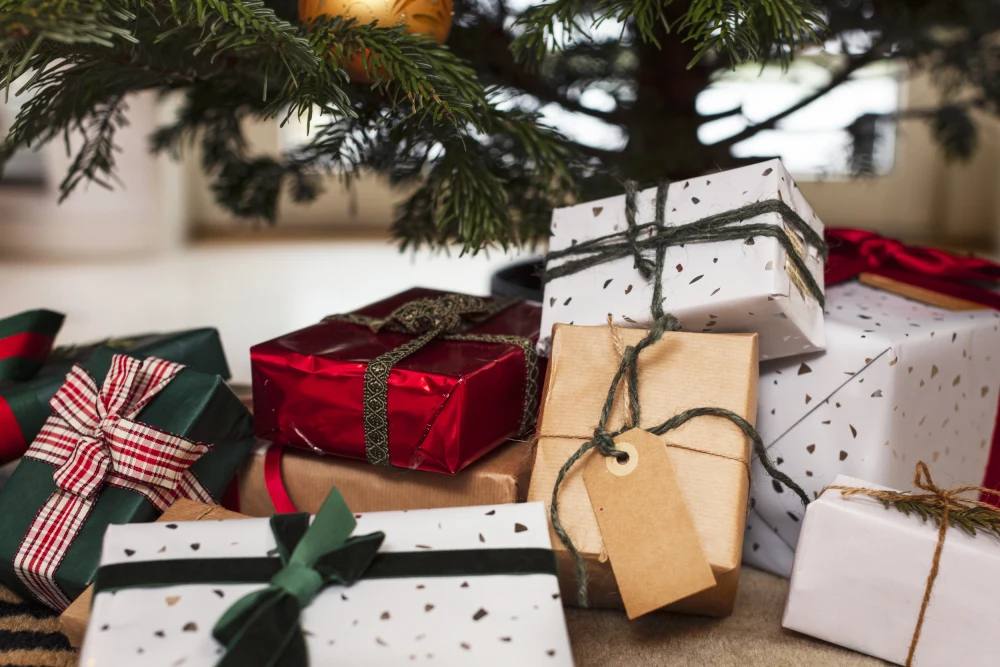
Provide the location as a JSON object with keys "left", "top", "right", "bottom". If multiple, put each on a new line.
{"left": 744, "top": 282, "right": 1000, "bottom": 577}
{"left": 237, "top": 439, "right": 534, "bottom": 516}
{"left": 783, "top": 473, "right": 1000, "bottom": 667}
{"left": 78, "top": 498, "right": 574, "bottom": 666}
{"left": 527, "top": 323, "right": 758, "bottom": 616}
{"left": 539, "top": 159, "right": 825, "bottom": 362}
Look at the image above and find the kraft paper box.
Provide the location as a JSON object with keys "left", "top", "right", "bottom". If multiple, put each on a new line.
{"left": 60, "top": 499, "right": 246, "bottom": 648}
{"left": 744, "top": 282, "right": 1000, "bottom": 577}
{"left": 78, "top": 501, "right": 574, "bottom": 666}
{"left": 540, "top": 159, "right": 825, "bottom": 362}
{"left": 527, "top": 324, "right": 758, "bottom": 616}
{"left": 783, "top": 474, "right": 999, "bottom": 666}
{"left": 238, "top": 440, "right": 535, "bottom": 516}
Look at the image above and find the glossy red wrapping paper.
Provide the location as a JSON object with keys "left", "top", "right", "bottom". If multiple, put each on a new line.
{"left": 251, "top": 288, "right": 542, "bottom": 474}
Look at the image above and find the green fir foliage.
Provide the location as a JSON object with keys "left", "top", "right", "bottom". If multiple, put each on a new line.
{"left": 0, "top": 0, "right": 824, "bottom": 251}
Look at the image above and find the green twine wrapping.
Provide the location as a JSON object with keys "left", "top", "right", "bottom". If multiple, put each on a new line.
{"left": 544, "top": 181, "right": 827, "bottom": 310}
{"left": 546, "top": 180, "right": 813, "bottom": 608}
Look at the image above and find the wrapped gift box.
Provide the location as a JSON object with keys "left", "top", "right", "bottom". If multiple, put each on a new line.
{"left": 251, "top": 288, "right": 541, "bottom": 474}
{"left": 0, "top": 327, "right": 230, "bottom": 464}
{"left": 79, "top": 499, "right": 573, "bottom": 666}
{"left": 0, "top": 347, "right": 254, "bottom": 609}
{"left": 59, "top": 498, "right": 245, "bottom": 647}
{"left": 0, "top": 309, "right": 63, "bottom": 384}
{"left": 783, "top": 474, "right": 998, "bottom": 666}
{"left": 237, "top": 439, "right": 534, "bottom": 516}
{"left": 540, "top": 159, "right": 825, "bottom": 361}
{"left": 744, "top": 282, "right": 1000, "bottom": 576}
{"left": 527, "top": 324, "right": 757, "bottom": 616}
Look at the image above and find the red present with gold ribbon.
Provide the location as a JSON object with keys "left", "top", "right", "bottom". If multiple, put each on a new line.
{"left": 251, "top": 288, "right": 541, "bottom": 474}
{"left": 0, "top": 347, "right": 254, "bottom": 610}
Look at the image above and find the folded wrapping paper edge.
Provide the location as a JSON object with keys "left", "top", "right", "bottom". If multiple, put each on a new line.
{"left": 61, "top": 500, "right": 249, "bottom": 648}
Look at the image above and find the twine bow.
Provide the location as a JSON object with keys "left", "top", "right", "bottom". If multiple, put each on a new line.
{"left": 326, "top": 294, "right": 539, "bottom": 467}
{"left": 822, "top": 463, "right": 1000, "bottom": 667}
{"left": 14, "top": 354, "right": 214, "bottom": 610}
{"left": 214, "top": 490, "right": 385, "bottom": 667}
{"left": 372, "top": 294, "right": 490, "bottom": 336}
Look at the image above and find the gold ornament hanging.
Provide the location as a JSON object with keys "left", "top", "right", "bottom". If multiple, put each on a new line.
{"left": 299, "top": 0, "right": 454, "bottom": 82}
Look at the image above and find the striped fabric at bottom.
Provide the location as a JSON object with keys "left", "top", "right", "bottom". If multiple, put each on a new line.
{"left": 0, "top": 587, "right": 75, "bottom": 667}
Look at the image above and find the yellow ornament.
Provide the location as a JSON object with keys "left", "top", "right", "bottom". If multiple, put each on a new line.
{"left": 300, "top": 0, "right": 454, "bottom": 81}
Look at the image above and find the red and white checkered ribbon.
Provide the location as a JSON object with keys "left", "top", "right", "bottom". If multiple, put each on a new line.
{"left": 13, "top": 354, "right": 215, "bottom": 610}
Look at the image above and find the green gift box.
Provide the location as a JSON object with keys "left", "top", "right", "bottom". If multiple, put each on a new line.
{"left": 0, "top": 328, "right": 230, "bottom": 464}
{"left": 0, "top": 346, "right": 254, "bottom": 610}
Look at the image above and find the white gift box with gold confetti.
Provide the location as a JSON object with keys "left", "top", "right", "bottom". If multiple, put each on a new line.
{"left": 79, "top": 502, "right": 573, "bottom": 666}
{"left": 745, "top": 282, "right": 1000, "bottom": 577}
{"left": 539, "top": 159, "right": 826, "bottom": 361}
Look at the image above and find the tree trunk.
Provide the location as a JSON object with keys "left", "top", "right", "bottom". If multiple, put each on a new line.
{"left": 617, "top": 23, "right": 732, "bottom": 182}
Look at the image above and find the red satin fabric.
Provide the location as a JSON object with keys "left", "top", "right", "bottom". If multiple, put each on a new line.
{"left": 250, "top": 288, "right": 541, "bottom": 475}
{"left": 825, "top": 228, "right": 1000, "bottom": 501}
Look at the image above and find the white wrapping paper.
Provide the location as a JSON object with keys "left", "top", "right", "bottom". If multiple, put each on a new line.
{"left": 540, "top": 159, "right": 826, "bottom": 361}
{"left": 745, "top": 282, "right": 1000, "bottom": 576}
{"left": 79, "top": 502, "right": 573, "bottom": 666}
{"left": 783, "top": 474, "right": 1000, "bottom": 667}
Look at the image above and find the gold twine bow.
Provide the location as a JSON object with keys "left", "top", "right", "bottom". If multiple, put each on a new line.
{"left": 822, "top": 462, "right": 1000, "bottom": 667}
{"left": 372, "top": 294, "right": 490, "bottom": 336}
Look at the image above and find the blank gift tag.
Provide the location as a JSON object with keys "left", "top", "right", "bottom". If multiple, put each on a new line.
{"left": 583, "top": 428, "right": 716, "bottom": 619}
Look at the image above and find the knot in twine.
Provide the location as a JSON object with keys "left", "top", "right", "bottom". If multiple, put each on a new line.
{"left": 375, "top": 294, "right": 488, "bottom": 336}
{"left": 822, "top": 462, "right": 1000, "bottom": 667}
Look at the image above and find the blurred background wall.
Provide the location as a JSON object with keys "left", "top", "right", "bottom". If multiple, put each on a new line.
{"left": 2, "top": 65, "right": 999, "bottom": 258}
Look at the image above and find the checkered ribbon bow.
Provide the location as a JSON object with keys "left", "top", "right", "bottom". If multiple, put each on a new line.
{"left": 13, "top": 354, "right": 215, "bottom": 610}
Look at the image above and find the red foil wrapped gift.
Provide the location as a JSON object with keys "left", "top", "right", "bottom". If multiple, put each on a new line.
{"left": 251, "top": 288, "right": 542, "bottom": 474}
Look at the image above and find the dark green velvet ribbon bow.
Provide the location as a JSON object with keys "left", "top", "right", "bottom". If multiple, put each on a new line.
{"left": 212, "top": 491, "right": 386, "bottom": 667}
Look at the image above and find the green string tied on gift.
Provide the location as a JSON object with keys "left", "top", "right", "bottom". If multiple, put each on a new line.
{"left": 326, "top": 294, "right": 540, "bottom": 467}
{"left": 213, "top": 491, "right": 386, "bottom": 667}
{"left": 543, "top": 179, "right": 828, "bottom": 311}
{"left": 544, "top": 180, "right": 814, "bottom": 608}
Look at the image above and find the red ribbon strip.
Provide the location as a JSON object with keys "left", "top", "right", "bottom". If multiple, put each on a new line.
{"left": 0, "top": 332, "right": 56, "bottom": 366}
{"left": 264, "top": 442, "right": 298, "bottom": 514}
{"left": 0, "top": 395, "right": 25, "bottom": 464}
{"left": 825, "top": 228, "right": 1000, "bottom": 500}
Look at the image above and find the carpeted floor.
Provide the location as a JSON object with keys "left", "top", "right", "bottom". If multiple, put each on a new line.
{"left": 0, "top": 587, "right": 75, "bottom": 667}
{"left": 0, "top": 567, "right": 886, "bottom": 666}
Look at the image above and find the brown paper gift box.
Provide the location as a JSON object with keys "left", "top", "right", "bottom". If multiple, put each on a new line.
{"left": 237, "top": 439, "right": 535, "bottom": 516}
{"left": 59, "top": 500, "right": 247, "bottom": 648}
{"left": 527, "top": 324, "right": 758, "bottom": 617}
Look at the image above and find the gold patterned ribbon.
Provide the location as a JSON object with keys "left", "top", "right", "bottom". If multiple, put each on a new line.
{"left": 821, "top": 462, "right": 1000, "bottom": 667}
{"left": 326, "top": 295, "right": 539, "bottom": 467}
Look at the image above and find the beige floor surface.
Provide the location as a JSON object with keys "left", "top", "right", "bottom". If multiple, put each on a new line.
{"left": 566, "top": 567, "right": 888, "bottom": 667}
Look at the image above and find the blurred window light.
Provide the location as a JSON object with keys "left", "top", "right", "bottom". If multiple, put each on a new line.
{"left": 698, "top": 57, "right": 902, "bottom": 178}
